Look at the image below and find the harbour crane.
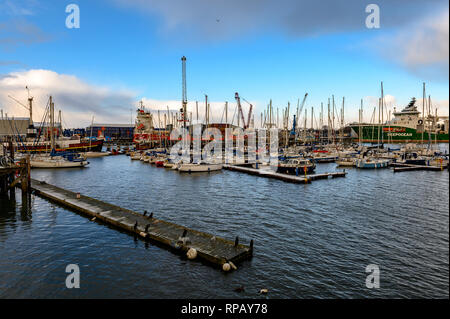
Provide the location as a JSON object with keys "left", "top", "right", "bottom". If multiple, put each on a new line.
{"left": 234, "top": 92, "right": 253, "bottom": 129}
{"left": 296, "top": 93, "right": 308, "bottom": 129}
{"left": 8, "top": 87, "right": 37, "bottom": 138}
{"left": 180, "top": 56, "right": 188, "bottom": 127}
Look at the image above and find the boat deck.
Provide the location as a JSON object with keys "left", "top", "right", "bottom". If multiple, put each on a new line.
{"left": 29, "top": 179, "right": 253, "bottom": 270}
{"left": 223, "top": 165, "right": 346, "bottom": 183}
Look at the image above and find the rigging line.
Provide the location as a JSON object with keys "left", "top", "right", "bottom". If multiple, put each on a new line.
{"left": 231, "top": 103, "right": 237, "bottom": 126}
{"left": 33, "top": 98, "right": 51, "bottom": 147}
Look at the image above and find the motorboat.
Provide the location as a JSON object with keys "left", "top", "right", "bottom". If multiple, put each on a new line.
{"left": 355, "top": 157, "right": 390, "bottom": 169}
{"left": 277, "top": 158, "right": 315, "bottom": 175}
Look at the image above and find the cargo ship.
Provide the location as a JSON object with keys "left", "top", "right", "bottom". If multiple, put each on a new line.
{"left": 349, "top": 98, "right": 449, "bottom": 143}
{"left": 133, "top": 102, "right": 171, "bottom": 150}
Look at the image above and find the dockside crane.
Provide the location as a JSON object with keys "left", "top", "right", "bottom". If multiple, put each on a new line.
{"left": 180, "top": 56, "right": 188, "bottom": 128}
{"left": 234, "top": 92, "right": 253, "bottom": 129}
{"left": 296, "top": 93, "right": 308, "bottom": 130}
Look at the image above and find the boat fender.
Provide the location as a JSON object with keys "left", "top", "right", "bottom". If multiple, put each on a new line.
{"left": 229, "top": 261, "right": 237, "bottom": 270}
{"left": 222, "top": 263, "right": 231, "bottom": 272}
{"left": 186, "top": 248, "right": 197, "bottom": 260}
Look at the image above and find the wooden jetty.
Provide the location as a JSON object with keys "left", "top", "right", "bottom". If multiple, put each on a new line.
{"left": 223, "top": 165, "right": 346, "bottom": 183}
{"left": 391, "top": 163, "right": 447, "bottom": 173}
{"left": 29, "top": 179, "right": 252, "bottom": 271}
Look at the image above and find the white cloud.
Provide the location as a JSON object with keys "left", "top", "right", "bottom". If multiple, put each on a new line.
{"left": 0, "top": 69, "right": 254, "bottom": 128}
{"left": 0, "top": 69, "right": 136, "bottom": 127}
{"left": 376, "top": 9, "right": 449, "bottom": 80}
{"left": 114, "top": 0, "right": 446, "bottom": 40}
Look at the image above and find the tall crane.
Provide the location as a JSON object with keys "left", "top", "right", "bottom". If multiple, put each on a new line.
{"left": 234, "top": 92, "right": 253, "bottom": 129}
{"left": 8, "top": 87, "right": 37, "bottom": 138}
{"left": 181, "top": 56, "right": 187, "bottom": 128}
{"left": 296, "top": 93, "right": 308, "bottom": 130}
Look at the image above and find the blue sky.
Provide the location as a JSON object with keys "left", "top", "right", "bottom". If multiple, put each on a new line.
{"left": 0, "top": 0, "right": 448, "bottom": 127}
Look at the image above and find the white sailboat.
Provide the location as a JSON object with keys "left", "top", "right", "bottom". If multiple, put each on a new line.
{"left": 31, "top": 155, "right": 89, "bottom": 168}
{"left": 178, "top": 161, "right": 223, "bottom": 173}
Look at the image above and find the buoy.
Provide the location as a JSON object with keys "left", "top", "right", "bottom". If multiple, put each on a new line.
{"left": 91, "top": 217, "right": 96, "bottom": 221}
{"left": 186, "top": 248, "right": 197, "bottom": 260}
{"left": 259, "top": 288, "right": 268, "bottom": 294}
{"left": 222, "top": 263, "right": 231, "bottom": 272}
{"left": 139, "top": 231, "right": 147, "bottom": 238}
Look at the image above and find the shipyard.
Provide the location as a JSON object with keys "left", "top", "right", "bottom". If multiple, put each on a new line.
{"left": 0, "top": 0, "right": 448, "bottom": 310}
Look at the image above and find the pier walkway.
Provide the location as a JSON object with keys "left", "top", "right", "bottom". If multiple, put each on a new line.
{"left": 223, "top": 165, "right": 346, "bottom": 183}
{"left": 29, "top": 179, "right": 253, "bottom": 270}
{"left": 391, "top": 163, "right": 448, "bottom": 172}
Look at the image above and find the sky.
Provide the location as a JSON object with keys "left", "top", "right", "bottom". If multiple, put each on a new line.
{"left": 0, "top": 0, "right": 448, "bottom": 128}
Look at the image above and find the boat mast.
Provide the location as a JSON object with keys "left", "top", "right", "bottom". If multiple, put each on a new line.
{"left": 50, "top": 96, "right": 55, "bottom": 151}
{"left": 359, "top": 99, "right": 363, "bottom": 146}
{"left": 89, "top": 115, "right": 94, "bottom": 150}
{"left": 421, "top": 82, "right": 425, "bottom": 147}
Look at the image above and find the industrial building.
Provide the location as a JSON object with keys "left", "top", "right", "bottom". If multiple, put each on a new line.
{"left": 86, "top": 124, "right": 134, "bottom": 141}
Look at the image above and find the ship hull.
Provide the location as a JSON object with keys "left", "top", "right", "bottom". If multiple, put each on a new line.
{"left": 16, "top": 139, "right": 104, "bottom": 153}
{"left": 349, "top": 125, "right": 449, "bottom": 143}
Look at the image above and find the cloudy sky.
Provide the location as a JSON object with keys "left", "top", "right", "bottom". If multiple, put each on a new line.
{"left": 0, "top": 0, "right": 448, "bottom": 128}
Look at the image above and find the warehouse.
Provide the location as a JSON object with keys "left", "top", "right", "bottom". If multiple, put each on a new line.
{"left": 86, "top": 124, "right": 134, "bottom": 141}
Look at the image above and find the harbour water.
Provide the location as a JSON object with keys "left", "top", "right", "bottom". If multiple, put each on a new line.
{"left": 0, "top": 146, "right": 448, "bottom": 298}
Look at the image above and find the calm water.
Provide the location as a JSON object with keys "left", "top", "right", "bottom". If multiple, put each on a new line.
{"left": 0, "top": 147, "right": 448, "bottom": 298}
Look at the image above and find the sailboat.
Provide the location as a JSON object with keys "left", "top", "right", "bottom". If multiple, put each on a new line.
{"left": 30, "top": 96, "right": 89, "bottom": 168}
